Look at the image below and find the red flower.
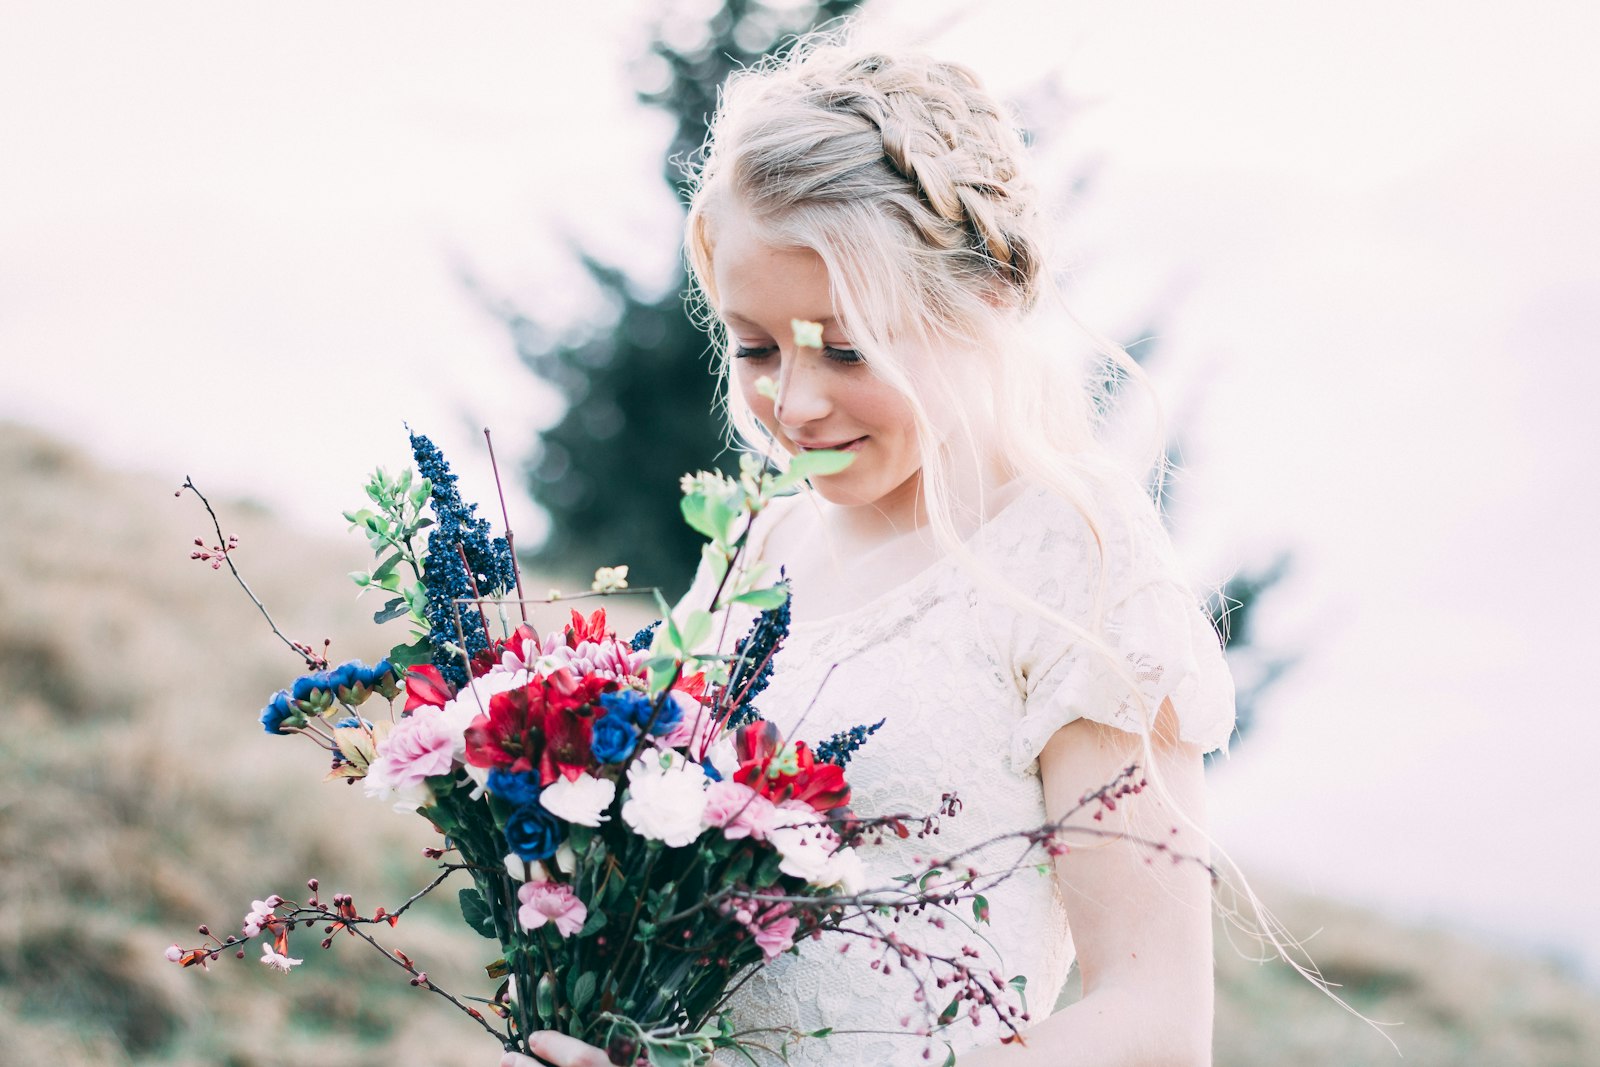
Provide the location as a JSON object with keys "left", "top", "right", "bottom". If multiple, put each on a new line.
{"left": 472, "top": 623, "right": 541, "bottom": 678}
{"left": 462, "top": 671, "right": 613, "bottom": 785}
{"left": 403, "top": 665, "right": 454, "bottom": 712}
{"left": 674, "top": 670, "right": 707, "bottom": 703}
{"left": 566, "top": 608, "right": 610, "bottom": 648}
{"left": 732, "top": 721, "right": 851, "bottom": 812}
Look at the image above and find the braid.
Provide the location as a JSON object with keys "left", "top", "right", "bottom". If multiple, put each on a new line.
{"left": 805, "top": 52, "right": 1040, "bottom": 303}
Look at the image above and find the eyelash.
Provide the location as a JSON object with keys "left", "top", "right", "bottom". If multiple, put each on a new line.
{"left": 733, "top": 345, "right": 864, "bottom": 366}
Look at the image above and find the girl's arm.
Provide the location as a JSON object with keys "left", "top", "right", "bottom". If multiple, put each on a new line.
{"left": 959, "top": 697, "right": 1216, "bottom": 1067}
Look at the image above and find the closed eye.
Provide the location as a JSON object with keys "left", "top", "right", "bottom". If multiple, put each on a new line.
{"left": 733, "top": 345, "right": 864, "bottom": 366}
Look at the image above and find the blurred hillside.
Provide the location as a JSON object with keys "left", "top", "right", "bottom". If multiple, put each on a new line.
{"left": 0, "top": 420, "right": 1595, "bottom": 1066}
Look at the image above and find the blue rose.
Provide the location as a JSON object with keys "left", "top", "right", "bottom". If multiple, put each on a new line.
{"left": 645, "top": 694, "right": 683, "bottom": 737}
{"left": 487, "top": 769, "right": 542, "bottom": 807}
{"left": 259, "top": 690, "right": 295, "bottom": 735}
{"left": 598, "top": 690, "right": 651, "bottom": 727}
{"left": 504, "top": 802, "right": 563, "bottom": 861}
{"left": 590, "top": 713, "right": 639, "bottom": 764}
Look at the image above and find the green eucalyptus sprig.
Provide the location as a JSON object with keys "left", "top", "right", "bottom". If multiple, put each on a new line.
{"left": 643, "top": 449, "right": 854, "bottom": 697}
{"left": 344, "top": 466, "right": 435, "bottom": 664}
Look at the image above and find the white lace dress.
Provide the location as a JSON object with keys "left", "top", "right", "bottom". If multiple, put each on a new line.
{"left": 686, "top": 476, "right": 1237, "bottom": 1065}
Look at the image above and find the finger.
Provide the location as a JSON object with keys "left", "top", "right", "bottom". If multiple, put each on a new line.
{"left": 526, "top": 1030, "right": 612, "bottom": 1066}
{"left": 500, "top": 1055, "right": 543, "bottom": 1067}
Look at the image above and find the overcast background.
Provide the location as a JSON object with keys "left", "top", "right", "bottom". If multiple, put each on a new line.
{"left": 3, "top": 1, "right": 1597, "bottom": 981}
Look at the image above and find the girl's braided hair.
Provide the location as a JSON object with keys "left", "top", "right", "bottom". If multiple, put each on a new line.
{"left": 693, "top": 45, "right": 1045, "bottom": 316}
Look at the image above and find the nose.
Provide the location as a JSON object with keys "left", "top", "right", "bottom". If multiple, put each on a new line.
{"left": 773, "top": 349, "right": 831, "bottom": 431}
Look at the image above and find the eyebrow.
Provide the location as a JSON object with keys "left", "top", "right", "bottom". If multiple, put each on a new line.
{"left": 722, "top": 312, "right": 838, "bottom": 330}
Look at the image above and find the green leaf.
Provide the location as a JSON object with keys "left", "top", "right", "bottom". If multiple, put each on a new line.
{"left": 457, "top": 888, "right": 497, "bottom": 940}
{"left": 972, "top": 894, "right": 990, "bottom": 925}
{"left": 578, "top": 909, "right": 607, "bottom": 938}
{"left": 774, "top": 449, "right": 855, "bottom": 489}
{"left": 937, "top": 994, "right": 960, "bottom": 1026}
{"left": 570, "top": 971, "right": 597, "bottom": 1014}
{"left": 371, "top": 552, "right": 402, "bottom": 583}
{"left": 403, "top": 581, "right": 429, "bottom": 617}
{"left": 373, "top": 596, "right": 408, "bottom": 624}
{"left": 679, "top": 493, "right": 718, "bottom": 541}
{"left": 940, "top": 1044, "right": 957, "bottom": 1067}
{"left": 647, "top": 1046, "right": 697, "bottom": 1067}
{"left": 679, "top": 609, "right": 712, "bottom": 654}
{"left": 731, "top": 585, "right": 788, "bottom": 611}
{"left": 1008, "top": 974, "right": 1029, "bottom": 1013}
{"left": 349, "top": 570, "right": 371, "bottom": 588}
{"left": 388, "top": 636, "right": 432, "bottom": 668}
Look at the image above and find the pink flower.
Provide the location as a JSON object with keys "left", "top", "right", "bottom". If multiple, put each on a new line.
{"left": 722, "top": 899, "right": 798, "bottom": 961}
{"left": 517, "top": 881, "right": 587, "bottom": 938}
{"left": 660, "top": 691, "right": 713, "bottom": 751}
{"left": 365, "top": 709, "right": 457, "bottom": 801}
{"left": 702, "top": 780, "right": 776, "bottom": 841}
{"left": 242, "top": 895, "right": 283, "bottom": 937}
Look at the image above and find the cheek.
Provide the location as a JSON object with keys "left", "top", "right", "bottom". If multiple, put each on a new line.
{"left": 855, "top": 383, "right": 917, "bottom": 444}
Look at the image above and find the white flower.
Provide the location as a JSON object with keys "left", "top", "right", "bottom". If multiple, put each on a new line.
{"left": 554, "top": 840, "right": 578, "bottom": 875}
{"left": 503, "top": 854, "right": 549, "bottom": 883}
{"left": 621, "top": 752, "right": 709, "bottom": 847}
{"left": 791, "top": 318, "right": 824, "bottom": 349}
{"left": 591, "top": 565, "right": 630, "bottom": 593}
{"left": 823, "top": 845, "right": 868, "bottom": 894}
{"left": 705, "top": 735, "right": 739, "bottom": 782}
{"left": 260, "top": 942, "right": 303, "bottom": 972}
{"left": 242, "top": 897, "right": 279, "bottom": 937}
{"left": 538, "top": 772, "right": 616, "bottom": 827}
{"left": 767, "top": 807, "right": 850, "bottom": 886}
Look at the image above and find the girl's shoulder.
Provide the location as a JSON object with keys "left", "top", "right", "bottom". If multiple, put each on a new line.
{"left": 977, "top": 469, "right": 1181, "bottom": 593}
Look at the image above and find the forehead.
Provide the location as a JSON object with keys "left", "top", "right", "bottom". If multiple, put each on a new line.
{"left": 707, "top": 205, "right": 834, "bottom": 327}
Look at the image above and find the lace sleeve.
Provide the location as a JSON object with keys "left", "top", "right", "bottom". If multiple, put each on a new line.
{"left": 995, "top": 479, "right": 1237, "bottom": 775}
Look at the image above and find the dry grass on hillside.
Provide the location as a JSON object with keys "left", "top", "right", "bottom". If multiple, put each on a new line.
{"left": 0, "top": 422, "right": 1596, "bottom": 1067}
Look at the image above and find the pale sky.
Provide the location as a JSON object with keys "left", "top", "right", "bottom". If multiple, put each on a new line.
{"left": 4, "top": 1, "right": 1597, "bottom": 979}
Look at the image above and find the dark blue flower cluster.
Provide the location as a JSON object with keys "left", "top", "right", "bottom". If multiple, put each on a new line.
{"left": 814, "top": 717, "right": 887, "bottom": 769}
{"left": 724, "top": 579, "right": 791, "bottom": 730}
{"left": 261, "top": 660, "right": 398, "bottom": 734}
{"left": 629, "top": 620, "right": 660, "bottom": 652}
{"left": 409, "top": 432, "right": 517, "bottom": 687}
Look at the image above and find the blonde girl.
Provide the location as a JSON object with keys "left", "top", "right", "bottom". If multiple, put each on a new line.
{"left": 504, "top": 31, "right": 1237, "bottom": 1067}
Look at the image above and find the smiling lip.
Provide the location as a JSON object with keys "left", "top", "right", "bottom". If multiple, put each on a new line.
{"left": 796, "top": 437, "right": 866, "bottom": 452}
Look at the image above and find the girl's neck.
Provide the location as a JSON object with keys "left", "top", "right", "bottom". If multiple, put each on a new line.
{"left": 815, "top": 451, "right": 1016, "bottom": 550}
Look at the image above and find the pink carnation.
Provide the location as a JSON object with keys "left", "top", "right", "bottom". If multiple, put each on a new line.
{"left": 723, "top": 899, "right": 798, "bottom": 961}
{"left": 702, "top": 780, "right": 775, "bottom": 841}
{"left": 368, "top": 710, "right": 457, "bottom": 794}
{"left": 517, "top": 880, "right": 587, "bottom": 938}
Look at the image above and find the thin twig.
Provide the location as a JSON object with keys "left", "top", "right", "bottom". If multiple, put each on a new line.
{"left": 483, "top": 428, "right": 528, "bottom": 624}
{"left": 179, "top": 477, "right": 325, "bottom": 670}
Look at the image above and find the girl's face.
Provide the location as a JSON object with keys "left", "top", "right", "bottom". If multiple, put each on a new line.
{"left": 710, "top": 211, "right": 922, "bottom": 513}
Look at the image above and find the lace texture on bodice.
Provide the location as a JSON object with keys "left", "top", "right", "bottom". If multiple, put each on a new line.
{"left": 682, "top": 477, "right": 1236, "bottom": 1065}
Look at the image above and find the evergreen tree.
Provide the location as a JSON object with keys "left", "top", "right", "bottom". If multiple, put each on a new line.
{"left": 495, "top": 0, "right": 862, "bottom": 597}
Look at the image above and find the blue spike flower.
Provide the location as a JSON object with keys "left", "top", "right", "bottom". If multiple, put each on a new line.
{"left": 410, "top": 432, "right": 517, "bottom": 687}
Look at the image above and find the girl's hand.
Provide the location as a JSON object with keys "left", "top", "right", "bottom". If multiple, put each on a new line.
{"left": 500, "top": 1031, "right": 614, "bottom": 1067}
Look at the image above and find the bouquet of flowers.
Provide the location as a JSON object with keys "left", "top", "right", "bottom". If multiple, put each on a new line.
{"left": 169, "top": 416, "right": 1182, "bottom": 1065}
